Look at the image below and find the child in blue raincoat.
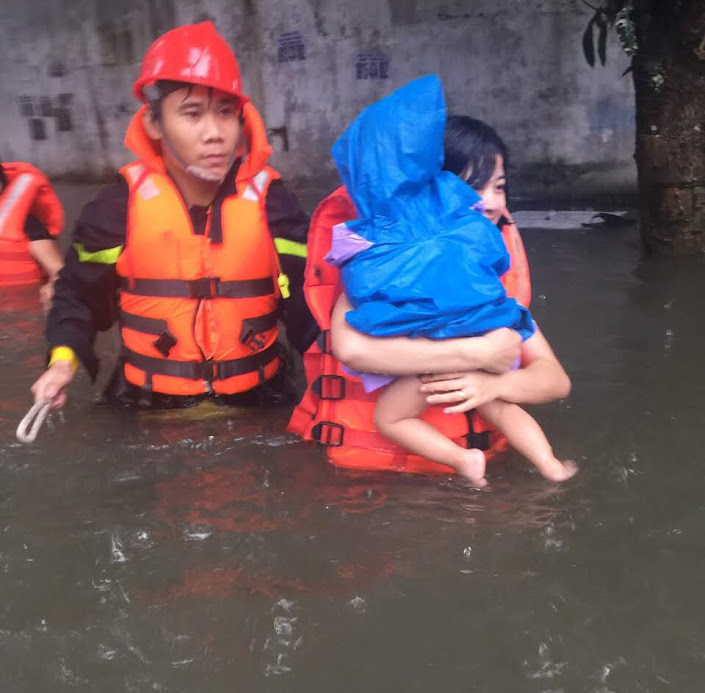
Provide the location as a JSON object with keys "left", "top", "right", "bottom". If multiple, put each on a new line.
{"left": 326, "top": 75, "right": 576, "bottom": 485}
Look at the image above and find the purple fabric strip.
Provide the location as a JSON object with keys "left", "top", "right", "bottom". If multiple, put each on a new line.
{"left": 324, "top": 223, "right": 374, "bottom": 267}
{"left": 326, "top": 223, "right": 385, "bottom": 391}
{"left": 341, "top": 365, "right": 395, "bottom": 393}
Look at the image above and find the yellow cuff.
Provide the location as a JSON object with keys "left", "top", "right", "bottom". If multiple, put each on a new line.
{"left": 49, "top": 346, "right": 79, "bottom": 373}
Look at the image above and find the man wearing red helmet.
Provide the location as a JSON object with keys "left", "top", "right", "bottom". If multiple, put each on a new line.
{"left": 31, "top": 23, "right": 317, "bottom": 409}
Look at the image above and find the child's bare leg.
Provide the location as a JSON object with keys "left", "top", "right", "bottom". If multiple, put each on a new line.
{"left": 477, "top": 399, "right": 577, "bottom": 482}
{"left": 375, "top": 377, "right": 486, "bottom": 486}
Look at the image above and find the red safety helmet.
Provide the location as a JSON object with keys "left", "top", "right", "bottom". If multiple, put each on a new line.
{"left": 133, "top": 22, "right": 246, "bottom": 103}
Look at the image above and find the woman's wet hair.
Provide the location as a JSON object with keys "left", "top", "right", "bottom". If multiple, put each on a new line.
{"left": 443, "top": 116, "right": 508, "bottom": 190}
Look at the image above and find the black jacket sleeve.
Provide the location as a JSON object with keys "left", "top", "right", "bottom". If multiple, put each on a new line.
{"left": 265, "top": 179, "right": 319, "bottom": 355}
{"left": 46, "top": 179, "right": 128, "bottom": 380}
{"left": 24, "top": 214, "right": 53, "bottom": 241}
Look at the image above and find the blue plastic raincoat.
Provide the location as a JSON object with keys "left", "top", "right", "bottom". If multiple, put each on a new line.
{"left": 326, "top": 74, "right": 534, "bottom": 342}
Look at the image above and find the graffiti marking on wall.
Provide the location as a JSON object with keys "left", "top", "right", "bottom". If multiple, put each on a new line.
{"left": 356, "top": 52, "right": 390, "bottom": 80}
{"left": 17, "top": 94, "right": 74, "bottom": 141}
{"left": 267, "top": 126, "right": 289, "bottom": 152}
{"left": 278, "top": 32, "right": 306, "bottom": 63}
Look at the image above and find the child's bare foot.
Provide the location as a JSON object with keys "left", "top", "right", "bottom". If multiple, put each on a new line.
{"left": 456, "top": 448, "right": 488, "bottom": 487}
{"left": 534, "top": 458, "right": 578, "bottom": 482}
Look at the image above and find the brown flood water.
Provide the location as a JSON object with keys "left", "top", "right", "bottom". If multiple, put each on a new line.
{"left": 1, "top": 219, "right": 704, "bottom": 692}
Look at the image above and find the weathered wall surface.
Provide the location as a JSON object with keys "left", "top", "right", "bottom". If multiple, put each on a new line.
{"left": 0, "top": 0, "right": 636, "bottom": 199}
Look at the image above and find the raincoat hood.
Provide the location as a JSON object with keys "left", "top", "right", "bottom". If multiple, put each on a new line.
{"left": 331, "top": 74, "right": 482, "bottom": 234}
{"left": 326, "top": 75, "right": 534, "bottom": 344}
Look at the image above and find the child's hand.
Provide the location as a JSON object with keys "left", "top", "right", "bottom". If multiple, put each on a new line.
{"left": 477, "top": 328, "right": 522, "bottom": 373}
{"left": 419, "top": 371, "right": 500, "bottom": 413}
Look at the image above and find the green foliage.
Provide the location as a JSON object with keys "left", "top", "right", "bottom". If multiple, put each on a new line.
{"left": 581, "top": 0, "right": 636, "bottom": 66}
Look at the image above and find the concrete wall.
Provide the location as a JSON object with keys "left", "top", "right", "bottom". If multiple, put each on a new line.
{"left": 0, "top": 0, "right": 636, "bottom": 199}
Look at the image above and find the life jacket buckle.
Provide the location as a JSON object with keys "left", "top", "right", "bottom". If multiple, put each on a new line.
{"left": 316, "top": 329, "right": 332, "bottom": 354}
{"left": 241, "top": 329, "right": 266, "bottom": 352}
{"left": 311, "top": 421, "right": 344, "bottom": 447}
{"left": 152, "top": 330, "right": 177, "bottom": 357}
{"left": 312, "top": 375, "right": 345, "bottom": 401}
{"left": 464, "top": 429, "right": 490, "bottom": 451}
{"left": 463, "top": 412, "right": 491, "bottom": 451}
{"left": 189, "top": 277, "right": 220, "bottom": 299}
{"left": 201, "top": 360, "right": 216, "bottom": 382}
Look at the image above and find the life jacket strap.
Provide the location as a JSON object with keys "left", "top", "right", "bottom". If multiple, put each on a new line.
{"left": 0, "top": 269, "right": 41, "bottom": 284}
{"left": 463, "top": 412, "right": 491, "bottom": 451}
{"left": 311, "top": 417, "right": 488, "bottom": 453}
{"left": 311, "top": 375, "right": 346, "bottom": 401}
{"left": 118, "top": 276, "right": 275, "bottom": 299}
{"left": 120, "top": 310, "right": 178, "bottom": 358}
{"left": 239, "top": 311, "right": 279, "bottom": 351}
{"left": 123, "top": 342, "right": 279, "bottom": 381}
{"left": 316, "top": 329, "right": 332, "bottom": 354}
{"left": 0, "top": 249, "right": 33, "bottom": 261}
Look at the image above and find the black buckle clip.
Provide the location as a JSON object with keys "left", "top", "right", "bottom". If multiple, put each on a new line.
{"left": 312, "top": 375, "right": 345, "bottom": 400}
{"left": 464, "top": 430, "right": 490, "bottom": 451}
{"left": 200, "top": 360, "right": 216, "bottom": 382}
{"left": 316, "top": 329, "right": 332, "bottom": 354}
{"left": 152, "top": 331, "right": 177, "bottom": 358}
{"left": 242, "top": 329, "right": 266, "bottom": 352}
{"left": 311, "top": 421, "right": 344, "bottom": 447}
{"left": 189, "top": 277, "right": 220, "bottom": 299}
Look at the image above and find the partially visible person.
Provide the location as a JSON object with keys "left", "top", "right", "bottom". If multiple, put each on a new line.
{"left": 289, "top": 93, "right": 572, "bottom": 480}
{"left": 0, "top": 162, "right": 64, "bottom": 310}
{"left": 330, "top": 116, "right": 567, "bottom": 407}
{"left": 30, "top": 22, "right": 317, "bottom": 411}
{"left": 326, "top": 76, "right": 576, "bottom": 484}
{"left": 443, "top": 114, "right": 510, "bottom": 226}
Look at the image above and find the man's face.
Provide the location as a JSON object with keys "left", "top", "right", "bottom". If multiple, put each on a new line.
{"left": 155, "top": 85, "right": 241, "bottom": 181}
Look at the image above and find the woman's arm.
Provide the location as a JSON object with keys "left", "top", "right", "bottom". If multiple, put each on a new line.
{"left": 330, "top": 293, "right": 522, "bottom": 376}
{"left": 419, "top": 328, "right": 571, "bottom": 412}
{"left": 30, "top": 239, "right": 64, "bottom": 312}
{"left": 501, "top": 328, "right": 572, "bottom": 403}
{"left": 29, "top": 239, "right": 63, "bottom": 280}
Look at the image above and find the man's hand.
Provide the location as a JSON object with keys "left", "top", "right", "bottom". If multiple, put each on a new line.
{"left": 31, "top": 361, "right": 75, "bottom": 409}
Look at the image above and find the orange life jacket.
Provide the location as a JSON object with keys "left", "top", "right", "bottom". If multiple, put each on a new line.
{"left": 288, "top": 186, "right": 531, "bottom": 474}
{"left": 115, "top": 103, "right": 285, "bottom": 397}
{"left": 0, "top": 162, "right": 63, "bottom": 286}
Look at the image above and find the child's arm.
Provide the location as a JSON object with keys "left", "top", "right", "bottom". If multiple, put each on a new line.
{"left": 420, "top": 328, "right": 571, "bottom": 412}
{"left": 330, "top": 293, "right": 522, "bottom": 376}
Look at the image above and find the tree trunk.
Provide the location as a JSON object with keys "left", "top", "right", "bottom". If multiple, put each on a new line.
{"left": 632, "top": 0, "right": 705, "bottom": 255}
